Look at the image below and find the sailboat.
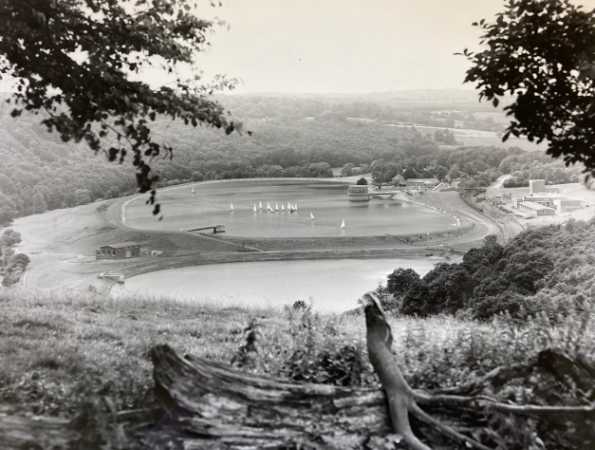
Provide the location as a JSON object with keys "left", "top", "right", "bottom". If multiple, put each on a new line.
{"left": 310, "top": 212, "right": 315, "bottom": 220}
{"left": 191, "top": 187, "right": 195, "bottom": 194}
{"left": 340, "top": 219, "right": 346, "bottom": 229}
{"left": 281, "top": 203, "right": 285, "bottom": 211}
{"left": 266, "top": 202, "right": 272, "bottom": 212}
{"left": 230, "top": 202, "right": 235, "bottom": 211}
{"left": 258, "top": 201, "right": 263, "bottom": 210}
{"left": 253, "top": 204, "right": 257, "bottom": 213}
{"left": 275, "top": 203, "right": 279, "bottom": 212}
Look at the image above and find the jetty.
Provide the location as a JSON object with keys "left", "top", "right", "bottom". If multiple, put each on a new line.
{"left": 186, "top": 225, "right": 226, "bottom": 234}
{"left": 97, "top": 272, "right": 125, "bottom": 284}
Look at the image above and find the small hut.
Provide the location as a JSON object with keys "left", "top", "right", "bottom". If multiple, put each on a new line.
{"left": 96, "top": 242, "right": 141, "bottom": 260}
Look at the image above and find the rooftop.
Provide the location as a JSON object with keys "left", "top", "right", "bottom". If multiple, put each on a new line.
{"left": 100, "top": 242, "right": 142, "bottom": 249}
{"left": 520, "top": 201, "right": 555, "bottom": 211}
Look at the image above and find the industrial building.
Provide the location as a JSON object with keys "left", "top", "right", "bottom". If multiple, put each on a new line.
{"left": 518, "top": 201, "right": 556, "bottom": 217}
{"left": 554, "top": 198, "right": 584, "bottom": 213}
{"left": 521, "top": 195, "right": 556, "bottom": 208}
{"left": 529, "top": 179, "right": 546, "bottom": 194}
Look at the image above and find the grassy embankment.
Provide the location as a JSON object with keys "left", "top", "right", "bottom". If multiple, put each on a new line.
{"left": 1, "top": 286, "right": 592, "bottom": 421}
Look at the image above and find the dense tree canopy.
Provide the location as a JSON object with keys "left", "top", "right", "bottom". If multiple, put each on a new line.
{"left": 463, "top": 0, "right": 595, "bottom": 173}
{"left": 0, "top": 100, "right": 581, "bottom": 225}
{"left": 386, "top": 221, "right": 595, "bottom": 321}
{"left": 0, "top": 0, "right": 238, "bottom": 215}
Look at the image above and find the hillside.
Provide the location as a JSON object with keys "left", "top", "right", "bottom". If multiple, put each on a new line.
{"left": 0, "top": 91, "right": 550, "bottom": 225}
{"left": 386, "top": 219, "right": 595, "bottom": 321}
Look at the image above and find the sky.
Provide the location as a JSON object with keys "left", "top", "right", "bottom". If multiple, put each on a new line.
{"left": 191, "top": 0, "right": 595, "bottom": 93}
{"left": 1, "top": 0, "right": 594, "bottom": 95}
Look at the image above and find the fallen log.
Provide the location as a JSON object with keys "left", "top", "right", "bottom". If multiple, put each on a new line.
{"left": 0, "top": 406, "right": 76, "bottom": 450}
{"left": 148, "top": 344, "right": 393, "bottom": 449}
{"left": 1, "top": 293, "right": 594, "bottom": 449}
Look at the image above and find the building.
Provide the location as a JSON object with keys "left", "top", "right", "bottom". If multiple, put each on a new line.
{"left": 347, "top": 185, "right": 370, "bottom": 202}
{"left": 518, "top": 201, "right": 556, "bottom": 217}
{"left": 96, "top": 242, "right": 142, "bottom": 260}
{"left": 405, "top": 178, "right": 440, "bottom": 189}
{"left": 529, "top": 179, "right": 546, "bottom": 194}
{"left": 554, "top": 198, "right": 584, "bottom": 213}
{"left": 522, "top": 195, "right": 556, "bottom": 208}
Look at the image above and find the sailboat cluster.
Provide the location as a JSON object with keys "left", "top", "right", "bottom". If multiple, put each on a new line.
{"left": 240, "top": 201, "right": 300, "bottom": 214}
{"left": 227, "top": 201, "right": 347, "bottom": 229}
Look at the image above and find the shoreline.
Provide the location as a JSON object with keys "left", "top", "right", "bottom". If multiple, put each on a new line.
{"left": 104, "top": 179, "right": 500, "bottom": 282}
{"left": 13, "top": 178, "right": 505, "bottom": 291}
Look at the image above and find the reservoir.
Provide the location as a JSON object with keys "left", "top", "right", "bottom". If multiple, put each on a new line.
{"left": 123, "top": 179, "right": 459, "bottom": 238}
{"left": 113, "top": 258, "right": 441, "bottom": 313}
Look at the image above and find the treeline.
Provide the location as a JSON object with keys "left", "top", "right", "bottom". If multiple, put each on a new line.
{"left": 360, "top": 144, "right": 581, "bottom": 187}
{"left": 501, "top": 152, "right": 582, "bottom": 187}
{"left": 385, "top": 219, "right": 595, "bottom": 321}
{"left": 0, "top": 111, "right": 136, "bottom": 224}
{"left": 0, "top": 93, "right": 581, "bottom": 225}
{"left": 220, "top": 92, "right": 504, "bottom": 132}
{"left": 363, "top": 146, "right": 517, "bottom": 184}
{"left": 0, "top": 105, "right": 438, "bottom": 224}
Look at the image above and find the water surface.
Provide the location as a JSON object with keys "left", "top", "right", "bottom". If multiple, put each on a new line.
{"left": 113, "top": 258, "right": 441, "bottom": 312}
{"left": 124, "top": 179, "right": 457, "bottom": 237}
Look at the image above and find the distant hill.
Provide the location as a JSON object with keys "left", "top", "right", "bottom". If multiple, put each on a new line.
{"left": 0, "top": 90, "right": 542, "bottom": 224}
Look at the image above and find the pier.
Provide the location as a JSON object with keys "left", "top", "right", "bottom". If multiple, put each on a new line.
{"left": 186, "top": 225, "right": 226, "bottom": 234}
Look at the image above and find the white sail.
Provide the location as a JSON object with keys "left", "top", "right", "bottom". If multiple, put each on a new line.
{"left": 230, "top": 202, "right": 234, "bottom": 211}
{"left": 281, "top": 203, "right": 285, "bottom": 211}
{"left": 259, "top": 201, "right": 263, "bottom": 210}
{"left": 253, "top": 204, "right": 257, "bottom": 213}
{"left": 310, "top": 212, "right": 315, "bottom": 220}
{"left": 275, "top": 203, "right": 279, "bottom": 211}
{"left": 266, "top": 202, "right": 272, "bottom": 211}
{"left": 340, "top": 219, "right": 346, "bottom": 229}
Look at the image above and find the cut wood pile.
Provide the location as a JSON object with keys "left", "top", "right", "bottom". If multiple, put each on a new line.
{"left": 1, "top": 294, "right": 593, "bottom": 449}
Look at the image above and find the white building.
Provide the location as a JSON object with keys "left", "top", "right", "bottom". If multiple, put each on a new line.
{"left": 529, "top": 179, "right": 546, "bottom": 194}
{"left": 518, "top": 201, "right": 556, "bottom": 217}
{"left": 554, "top": 198, "right": 584, "bottom": 213}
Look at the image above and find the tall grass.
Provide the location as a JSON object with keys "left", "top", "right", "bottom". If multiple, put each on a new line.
{"left": 1, "top": 287, "right": 593, "bottom": 448}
